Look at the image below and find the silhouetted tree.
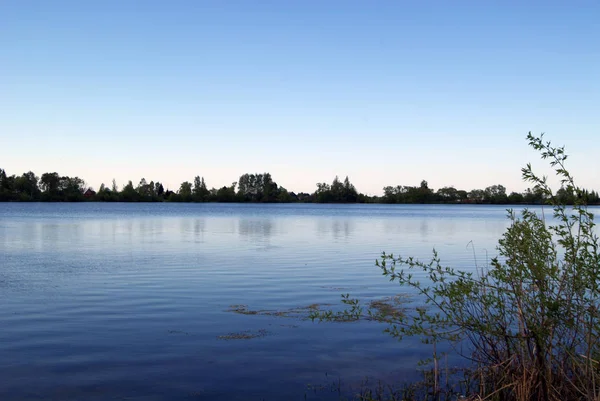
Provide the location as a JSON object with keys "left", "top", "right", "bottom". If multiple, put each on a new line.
{"left": 178, "top": 181, "right": 193, "bottom": 201}
{"left": 193, "top": 176, "right": 209, "bottom": 202}
{"left": 121, "top": 180, "right": 139, "bottom": 202}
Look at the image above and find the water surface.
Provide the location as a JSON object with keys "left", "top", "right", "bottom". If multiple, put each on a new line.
{"left": 0, "top": 203, "right": 548, "bottom": 400}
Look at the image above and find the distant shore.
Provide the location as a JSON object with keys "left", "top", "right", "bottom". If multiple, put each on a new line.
{"left": 1, "top": 169, "right": 599, "bottom": 205}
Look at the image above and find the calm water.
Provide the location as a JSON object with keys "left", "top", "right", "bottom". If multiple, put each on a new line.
{"left": 0, "top": 203, "right": 552, "bottom": 400}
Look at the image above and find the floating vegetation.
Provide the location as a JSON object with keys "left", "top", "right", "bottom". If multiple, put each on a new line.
{"left": 228, "top": 304, "right": 259, "bottom": 315}
{"left": 308, "top": 293, "right": 413, "bottom": 323}
{"left": 319, "top": 285, "right": 370, "bottom": 291}
{"left": 368, "top": 295, "right": 408, "bottom": 320}
{"left": 226, "top": 303, "right": 328, "bottom": 319}
{"left": 217, "top": 329, "right": 269, "bottom": 340}
{"left": 167, "top": 329, "right": 190, "bottom": 335}
{"left": 319, "top": 286, "right": 351, "bottom": 291}
{"left": 228, "top": 295, "right": 410, "bottom": 324}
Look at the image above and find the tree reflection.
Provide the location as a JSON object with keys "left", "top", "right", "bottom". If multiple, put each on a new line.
{"left": 238, "top": 218, "right": 273, "bottom": 242}
{"left": 317, "top": 218, "right": 354, "bottom": 240}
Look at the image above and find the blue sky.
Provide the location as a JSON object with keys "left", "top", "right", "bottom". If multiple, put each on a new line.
{"left": 2, "top": 1, "right": 599, "bottom": 195}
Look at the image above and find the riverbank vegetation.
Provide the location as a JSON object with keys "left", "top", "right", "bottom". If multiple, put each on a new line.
{"left": 1, "top": 165, "right": 598, "bottom": 204}
{"left": 312, "top": 133, "right": 600, "bottom": 400}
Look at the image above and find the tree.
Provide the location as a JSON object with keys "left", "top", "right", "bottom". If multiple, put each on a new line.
{"left": 155, "top": 182, "right": 164, "bottom": 197}
{"left": 277, "top": 187, "right": 292, "bottom": 202}
{"left": 214, "top": 182, "right": 237, "bottom": 202}
{"left": 342, "top": 176, "right": 358, "bottom": 202}
{"left": 436, "top": 186, "right": 459, "bottom": 203}
{"left": 456, "top": 190, "right": 468, "bottom": 202}
{"left": 96, "top": 183, "right": 117, "bottom": 202}
{"left": 40, "top": 172, "right": 61, "bottom": 199}
{"left": 467, "top": 188, "right": 485, "bottom": 203}
{"left": 314, "top": 176, "right": 360, "bottom": 203}
{"left": 315, "top": 182, "right": 331, "bottom": 203}
{"left": 56, "top": 176, "right": 85, "bottom": 201}
{"left": 523, "top": 187, "right": 545, "bottom": 204}
{"left": 556, "top": 187, "right": 575, "bottom": 204}
{"left": 484, "top": 184, "right": 508, "bottom": 204}
{"left": 330, "top": 176, "right": 344, "bottom": 201}
{"left": 193, "top": 176, "right": 209, "bottom": 202}
{"left": 14, "top": 171, "right": 39, "bottom": 200}
{"left": 404, "top": 180, "right": 433, "bottom": 203}
{"left": 121, "top": 180, "right": 138, "bottom": 202}
{"left": 261, "top": 173, "right": 278, "bottom": 202}
{"left": 136, "top": 178, "right": 153, "bottom": 200}
{"left": 237, "top": 173, "right": 278, "bottom": 202}
{"left": 0, "top": 169, "right": 7, "bottom": 192}
{"left": 179, "top": 181, "right": 193, "bottom": 201}
{"left": 148, "top": 181, "right": 156, "bottom": 197}
{"left": 508, "top": 191, "right": 524, "bottom": 203}
{"left": 0, "top": 169, "right": 9, "bottom": 200}
{"left": 382, "top": 186, "right": 397, "bottom": 203}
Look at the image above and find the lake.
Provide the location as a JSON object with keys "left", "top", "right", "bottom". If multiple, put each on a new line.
{"left": 0, "top": 203, "right": 556, "bottom": 400}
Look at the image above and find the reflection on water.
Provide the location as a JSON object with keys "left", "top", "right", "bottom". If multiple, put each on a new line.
{"left": 317, "top": 218, "right": 355, "bottom": 240}
{"left": 420, "top": 219, "right": 429, "bottom": 237}
{"left": 194, "top": 218, "right": 205, "bottom": 238}
{"left": 238, "top": 218, "right": 273, "bottom": 240}
{"left": 0, "top": 203, "right": 587, "bottom": 401}
{"left": 332, "top": 219, "right": 353, "bottom": 239}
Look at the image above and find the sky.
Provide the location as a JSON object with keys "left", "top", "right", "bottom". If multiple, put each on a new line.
{"left": 1, "top": 1, "right": 599, "bottom": 195}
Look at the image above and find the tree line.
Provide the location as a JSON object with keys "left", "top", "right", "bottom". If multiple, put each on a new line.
{"left": 1, "top": 168, "right": 598, "bottom": 204}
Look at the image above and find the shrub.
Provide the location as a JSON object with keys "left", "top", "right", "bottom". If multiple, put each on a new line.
{"left": 312, "top": 133, "right": 600, "bottom": 401}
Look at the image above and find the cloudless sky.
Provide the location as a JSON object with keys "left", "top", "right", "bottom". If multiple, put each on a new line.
{"left": 1, "top": 1, "right": 599, "bottom": 195}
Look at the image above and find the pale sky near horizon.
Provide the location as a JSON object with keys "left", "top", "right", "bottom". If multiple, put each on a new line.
{"left": 1, "top": 1, "right": 599, "bottom": 195}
